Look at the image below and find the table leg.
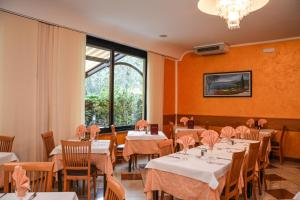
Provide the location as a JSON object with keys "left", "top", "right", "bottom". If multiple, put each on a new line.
{"left": 58, "top": 170, "right": 63, "bottom": 192}
{"left": 103, "top": 174, "right": 107, "bottom": 197}
{"left": 128, "top": 156, "right": 132, "bottom": 172}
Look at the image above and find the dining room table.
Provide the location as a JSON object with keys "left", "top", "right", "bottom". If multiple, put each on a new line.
{"left": 144, "top": 138, "right": 260, "bottom": 200}
{"left": 123, "top": 130, "right": 167, "bottom": 172}
{"left": 50, "top": 139, "right": 114, "bottom": 192}
{"left": 173, "top": 125, "right": 206, "bottom": 143}
{"left": 0, "top": 152, "right": 19, "bottom": 188}
{"left": 0, "top": 192, "right": 78, "bottom": 200}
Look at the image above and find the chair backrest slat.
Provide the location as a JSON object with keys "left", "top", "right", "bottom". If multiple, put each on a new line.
{"left": 258, "top": 136, "right": 270, "bottom": 163}
{"left": 0, "top": 135, "right": 15, "bottom": 152}
{"left": 104, "top": 176, "right": 125, "bottom": 200}
{"left": 41, "top": 131, "right": 55, "bottom": 159}
{"left": 223, "top": 150, "right": 246, "bottom": 200}
{"left": 244, "top": 142, "right": 260, "bottom": 177}
{"left": 4, "top": 162, "right": 54, "bottom": 193}
{"left": 279, "top": 126, "right": 287, "bottom": 145}
{"left": 61, "top": 140, "right": 91, "bottom": 170}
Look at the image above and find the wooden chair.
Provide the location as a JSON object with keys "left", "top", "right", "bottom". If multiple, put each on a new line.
{"left": 134, "top": 120, "right": 148, "bottom": 168}
{"left": 163, "top": 122, "right": 174, "bottom": 140}
{"left": 242, "top": 129, "right": 260, "bottom": 140}
{"left": 61, "top": 140, "right": 97, "bottom": 200}
{"left": 271, "top": 126, "right": 286, "bottom": 164}
{"left": 111, "top": 125, "right": 124, "bottom": 163}
{"left": 257, "top": 136, "right": 271, "bottom": 195}
{"left": 221, "top": 150, "right": 246, "bottom": 200}
{"left": 0, "top": 135, "right": 15, "bottom": 152}
{"left": 158, "top": 139, "right": 174, "bottom": 157}
{"left": 104, "top": 176, "right": 125, "bottom": 200}
{"left": 4, "top": 162, "right": 54, "bottom": 192}
{"left": 41, "top": 131, "right": 55, "bottom": 160}
{"left": 243, "top": 142, "right": 260, "bottom": 200}
{"left": 109, "top": 132, "right": 117, "bottom": 168}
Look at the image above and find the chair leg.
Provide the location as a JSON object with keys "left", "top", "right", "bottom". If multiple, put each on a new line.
{"left": 134, "top": 155, "right": 138, "bottom": 169}
{"left": 160, "top": 191, "right": 165, "bottom": 200}
{"left": 76, "top": 180, "right": 79, "bottom": 191}
{"left": 63, "top": 178, "right": 68, "bottom": 192}
{"left": 234, "top": 192, "right": 239, "bottom": 200}
{"left": 263, "top": 171, "right": 267, "bottom": 191}
{"left": 252, "top": 179, "right": 257, "bottom": 200}
{"left": 82, "top": 180, "right": 85, "bottom": 195}
{"left": 258, "top": 174, "right": 262, "bottom": 195}
{"left": 93, "top": 175, "right": 97, "bottom": 198}
{"left": 279, "top": 148, "right": 283, "bottom": 164}
{"left": 243, "top": 179, "right": 248, "bottom": 200}
{"left": 88, "top": 178, "right": 91, "bottom": 200}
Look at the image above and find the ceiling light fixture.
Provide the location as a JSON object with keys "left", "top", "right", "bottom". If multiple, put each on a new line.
{"left": 197, "top": 0, "right": 269, "bottom": 29}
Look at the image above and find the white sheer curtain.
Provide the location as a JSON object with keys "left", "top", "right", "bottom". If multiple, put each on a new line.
{"left": 0, "top": 11, "right": 39, "bottom": 161}
{"left": 37, "top": 22, "right": 85, "bottom": 161}
{"left": 147, "top": 52, "right": 165, "bottom": 130}
{"left": 0, "top": 11, "right": 86, "bottom": 161}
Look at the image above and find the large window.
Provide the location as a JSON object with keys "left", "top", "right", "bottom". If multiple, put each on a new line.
{"left": 85, "top": 36, "right": 147, "bottom": 132}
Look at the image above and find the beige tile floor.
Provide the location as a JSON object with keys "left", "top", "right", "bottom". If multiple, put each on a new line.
{"left": 76, "top": 157, "right": 300, "bottom": 200}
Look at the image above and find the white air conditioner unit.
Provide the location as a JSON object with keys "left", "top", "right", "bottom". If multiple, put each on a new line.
{"left": 193, "top": 43, "right": 229, "bottom": 55}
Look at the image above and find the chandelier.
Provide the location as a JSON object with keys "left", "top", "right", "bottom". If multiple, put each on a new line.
{"left": 197, "top": 0, "right": 269, "bottom": 29}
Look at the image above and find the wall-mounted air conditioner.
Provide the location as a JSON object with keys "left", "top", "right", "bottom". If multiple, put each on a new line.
{"left": 193, "top": 42, "right": 229, "bottom": 55}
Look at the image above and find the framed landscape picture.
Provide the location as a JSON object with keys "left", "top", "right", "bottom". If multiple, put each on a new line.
{"left": 203, "top": 71, "right": 252, "bottom": 97}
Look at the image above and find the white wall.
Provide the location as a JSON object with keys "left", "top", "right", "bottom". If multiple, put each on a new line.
{"left": 147, "top": 52, "right": 164, "bottom": 130}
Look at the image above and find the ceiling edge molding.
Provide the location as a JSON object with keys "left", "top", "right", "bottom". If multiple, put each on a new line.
{"left": 231, "top": 36, "right": 300, "bottom": 47}
{"left": 179, "top": 50, "right": 193, "bottom": 62}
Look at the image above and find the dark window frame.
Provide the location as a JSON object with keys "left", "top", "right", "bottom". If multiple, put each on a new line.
{"left": 86, "top": 36, "right": 147, "bottom": 133}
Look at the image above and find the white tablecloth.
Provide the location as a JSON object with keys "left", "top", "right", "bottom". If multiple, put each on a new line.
{"left": 50, "top": 140, "right": 110, "bottom": 155}
{"left": 0, "top": 192, "right": 78, "bottom": 200}
{"left": 0, "top": 152, "right": 19, "bottom": 164}
{"left": 146, "top": 138, "right": 260, "bottom": 190}
{"left": 146, "top": 147, "right": 232, "bottom": 190}
{"left": 294, "top": 192, "right": 300, "bottom": 200}
{"left": 126, "top": 131, "right": 167, "bottom": 140}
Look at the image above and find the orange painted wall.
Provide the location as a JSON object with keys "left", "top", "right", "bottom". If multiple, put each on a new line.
{"left": 178, "top": 39, "right": 300, "bottom": 158}
{"left": 163, "top": 58, "right": 176, "bottom": 115}
{"left": 178, "top": 39, "right": 300, "bottom": 118}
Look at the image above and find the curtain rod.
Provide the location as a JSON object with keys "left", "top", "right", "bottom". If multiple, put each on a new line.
{"left": 0, "top": 8, "right": 86, "bottom": 34}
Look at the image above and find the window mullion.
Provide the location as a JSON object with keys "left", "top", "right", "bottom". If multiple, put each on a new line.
{"left": 109, "top": 50, "right": 115, "bottom": 128}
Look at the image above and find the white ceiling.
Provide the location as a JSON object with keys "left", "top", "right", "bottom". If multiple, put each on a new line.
{"left": 1, "top": 0, "right": 300, "bottom": 59}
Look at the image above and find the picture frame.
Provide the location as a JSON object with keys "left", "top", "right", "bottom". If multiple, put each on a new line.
{"left": 203, "top": 71, "right": 252, "bottom": 97}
